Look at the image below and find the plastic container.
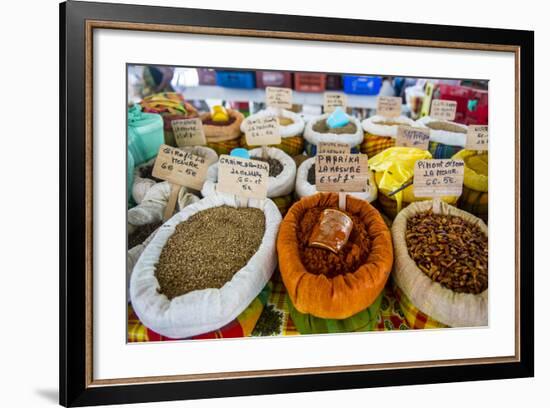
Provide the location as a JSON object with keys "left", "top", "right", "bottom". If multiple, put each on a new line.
{"left": 127, "top": 149, "right": 135, "bottom": 207}
{"left": 215, "top": 70, "right": 256, "bottom": 89}
{"left": 294, "top": 73, "right": 327, "bottom": 92}
{"left": 127, "top": 104, "right": 164, "bottom": 166}
{"left": 465, "top": 88, "right": 488, "bottom": 125}
{"left": 256, "top": 71, "right": 292, "bottom": 88}
{"left": 434, "top": 84, "right": 473, "bottom": 124}
{"left": 343, "top": 75, "right": 382, "bottom": 95}
{"left": 197, "top": 68, "right": 217, "bottom": 85}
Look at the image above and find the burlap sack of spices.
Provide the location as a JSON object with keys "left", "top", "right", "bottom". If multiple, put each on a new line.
{"left": 360, "top": 115, "right": 419, "bottom": 158}
{"left": 391, "top": 200, "right": 488, "bottom": 327}
{"left": 369, "top": 147, "right": 458, "bottom": 219}
{"left": 416, "top": 116, "right": 467, "bottom": 159}
{"left": 295, "top": 157, "right": 378, "bottom": 202}
{"left": 202, "top": 147, "right": 297, "bottom": 199}
{"left": 130, "top": 194, "right": 282, "bottom": 338}
{"left": 303, "top": 113, "right": 363, "bottom": 157}
{"left": 452, "top": 149, "right": 489, "bottom": 223}
{"left": 240, "top": 108, "right": 306, "bottom": 156}
{"left": 277, "top": 193, "right": 393, "bottom": 320}
{"left": 132, "top": 146, "right": 218, "bottom": 204}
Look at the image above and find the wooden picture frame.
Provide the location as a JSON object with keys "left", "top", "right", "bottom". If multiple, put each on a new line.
{"left": 60, "top": 1, "right": 534, "bottom": 406}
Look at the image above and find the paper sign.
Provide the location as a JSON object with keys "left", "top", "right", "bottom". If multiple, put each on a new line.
{"left": 315, "top": 154, "right": 370, "bottom": 193}
{"left": 323, "top": 92, "right": 347, "bottom": 113}
{"left": 430, "top": 99, "right": 457, "bottom": 121}
{"left": 377, "top": 96, "right": 402, "bottom": 118}
{"left": 413, "top": 159, "right": 465, "bottom": 197}
{"left": 171, "top": 118, "right": 207, "bottom": 147}
{"left": 396, "top": 126, "right": 430, "bottom": 150}
{"left": 318, "top": 142, "right": 351, "bottom": 155}
{"left": 152, "top": 144, "right": 209, "bottom": 190}
{"left": 217, "top": 155, "right": 269, "bottom": 200}
{"left": 244, "top": 116, "right": 281, "bottom": 146}
{"left": 266, "top": 87, "right": 293, "bottom": 109}
{"left": 465, "top": 125, "right": 489, "bottom": 151}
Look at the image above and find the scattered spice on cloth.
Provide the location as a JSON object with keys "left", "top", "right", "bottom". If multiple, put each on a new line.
{"left": 406, "top": 210, "right": 488, "bottom": 294}
{"left": 155, "top": 206, "right": 265, "bottom": 299}
{"left": 252, "top": 303, "right": 283, "bottom": 336}
{"left": 313, "top": 119, "right": 357, "bottom": 135}
{"left": 425, "top": 121, "right": 466, "bottom": 133}
{"left": 297, "top": 207, "right": 371, "bottom": 278}
{"left": 202, "top": 116, "right": 237, "bottom": 126}
{"left": 251, "top": 156, "right": 283, "bottom": 177}
{"left": 128, "top": 221, "right": 163, "bottom": 250}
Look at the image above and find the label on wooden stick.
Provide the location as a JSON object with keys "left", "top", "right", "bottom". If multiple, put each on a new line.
{"left": 377, "top": 96, "right": 402, "bottom": 118}
{"left": 465, "top": 125, "right": 489, "bottom": 151}
{"left": 244, "top": 116, "right": 281, "bottom": 146}
{"left": 171, "top": 118, "right": 207, "bottom": 146}
{"left": 318, "top": 142, "right": 351, "bottom": 155}
{"left": 430, "top": 99, "right": 457, "bottom": 121}
{"left": 413, "top": 159, "right": 464, "bottom": 197}
{"left": 396, "top": 126, "right": 430, "bottom": 150}
{"left": 152, "top": 144, "right": 209, "bottom": 190}
{"left": 266, "top": 86, "right": 293, "bottom": 109}
{"left": 315, "top": 154, "right": 370, "bottom": 193}
{"left": 217, "top": 155, "right": 269, "bottom": 200}
{"left": 323, "top": 92, "right": 347, "bottom": 113}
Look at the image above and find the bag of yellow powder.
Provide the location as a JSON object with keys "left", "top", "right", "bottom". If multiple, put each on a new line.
{"left": 452, "top": 149, "right": 488, "bottom": 223}
{"left": 369, "top": 147, "right": 458, "bottom": 219}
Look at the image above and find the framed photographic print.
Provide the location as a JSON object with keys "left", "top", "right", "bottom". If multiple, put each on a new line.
{"left": 60, "top": 0, "right": 534, "bottom": 406}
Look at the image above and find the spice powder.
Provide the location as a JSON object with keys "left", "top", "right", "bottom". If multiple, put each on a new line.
{"left": 155, "top": 206, "right": 265, "bottom": 299}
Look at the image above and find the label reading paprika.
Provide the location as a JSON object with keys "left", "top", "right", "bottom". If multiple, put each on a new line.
{"left": 430, "top": 99, "right": 457, "bottom": 121}
{"left": 152, "top": 144, "right": 209, "bottom": 190}
{"left": 315, "top": 154, "right": 370, "bottom": 193}
{"left": 323, "top": 92, "right": 347, "bottom": 113}
{"left": 171, "top": 118, "right": 207, "bottom": 147}
{"left": 396, "top": 126, "right": 430, "bottom": 150}
{"left": 465, "top": 125, "right": 489, "bottom": 151}
{"left": 318, "top": 142, "right": 351, "bottom": 155}
{"left": 244, "top": 116, "right": 281, "bottom": 146}
{"left": 413, "top": 159, "right": 465, "bottom": 197}
{"left": 217, "top": 155, "right": 269, "bottom": 200}
{"left": 377, "top": 96, "right": 402, "bottom": 118}
{"left": 266, "top": 86, "right": 293, "bottom": 109}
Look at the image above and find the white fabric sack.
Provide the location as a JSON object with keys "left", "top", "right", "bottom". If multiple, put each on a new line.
{"left": 128, "top": 181, "right": 200, "bottom": 227}
{"left": 202, "top": 147, "right": 297, "bottom": 198}
{"left": 416, "top": 116, "right": 468, "bottom": 147}
{"left": 361, "top": 115, "right": 421, "bottom": 138}
{"left": 392, "top": 200, "right": 488, "bottom": 327}
{"left": 295, "top": 157, "right": 378, "bottom": 202}
{"left": 304, "top": 113, "right": 363, "bottom": 147}
{"left": 130, "top": 194, "right": 282, "bottom": 338}
{"left": 241, "top": 107, "right": 305, "bottom": 138}
{"left": 132, "top": 146, "right": 218, "bottom": 204}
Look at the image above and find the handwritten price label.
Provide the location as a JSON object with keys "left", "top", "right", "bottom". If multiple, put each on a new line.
{"left": 216, "top": 155, "right": 269, "bottom": 200}
{"left": 244, "top": 116, "right": 281, "bottom": 146}
{"left": 315, "top": 154, "right": 370, "bottom": 193}
{"left": 377, "top": 96, "right": 402, "bottom": 118}
{"left": 152, "top": 144, "right": 209, "bottom": 190}
{"left": 465, "top": 125, "right": 489, "bottom": 151}
{"left": 171, "top": 118, "right": 207, "bottom": 146}
{"left": 266, "top": 87, "right": 293, "bottom": 109}
{"left": 318, "top": 142, "right": 351, "bottom": 155}
{"left": 396, "top": 126, "right": 430, "bottom": 150}
{"left": 323, "top": 92, "right": 347, "bottom": 113}
{"left": 430, "top": 99, "right": 457, "bottom": 121}
{"left": 413, "top": 159, "right": 464, "bottom": 197}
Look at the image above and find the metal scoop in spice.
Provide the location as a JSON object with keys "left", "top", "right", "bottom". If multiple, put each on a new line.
{"left": 308, "top": 208, "right": 353, "bottom": 254}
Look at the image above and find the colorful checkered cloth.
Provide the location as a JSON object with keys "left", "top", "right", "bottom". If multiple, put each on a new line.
{"left": 240, "top": 135, "right": 305, "bottom": 157}
{"left": 392, "top": 281, "right": 447, "bottom": 329}
{"left": 206, "top": 138, "right": 242, "bottom": 156}
{"left": 360, "top": 133, "right": 395, "bottom": 158}
{"left": 428, "top": 141, "right": 462, "bottom": 159}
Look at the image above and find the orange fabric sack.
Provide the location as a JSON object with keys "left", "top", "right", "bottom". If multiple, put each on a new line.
{"left": 277, "top": 193, "right": 394, "bottom": 319}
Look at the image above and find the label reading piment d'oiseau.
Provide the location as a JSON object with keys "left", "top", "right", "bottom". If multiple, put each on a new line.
{"left": 315, "top": 154, "right": 370, "bottom": 193}
{"left": 396, "top": 126, "right": 430, "bottom": 150}
{"left": 171, "top": 118, "right": 207, "bottom": 147}
{"left": 266, "top": 86, "right": 293, "bottom": 109}
{"left": 465, "top": 125, "right": 489, "bottom": 151}
{"left": 152, "top": 144, "right": 209, "bottom": 190}
{"left": 244, "top": 116, "right": 281, "bottom": 146}
{"left": 216, "top": 155, "right": 269, "bottom": 200}
{"left": 430, "top": 99, "right": 457, "bottom": 121}
{"left": 413, "top": 159, "right": 465, "bottom": 197}
{"left": 377, "top": 96, "right": 402, "bottom": 118}
{"left": 317, "top": 142, "right": 351, "bottom": 155}
{"left": 323, "top": 92, "right": 347, "bottom": 113}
